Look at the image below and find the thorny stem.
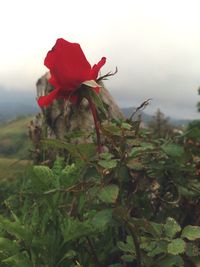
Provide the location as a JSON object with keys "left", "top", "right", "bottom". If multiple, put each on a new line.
{"left": 129, "top": 98, "right": 152, "bottom": 121}
{"left": 126, "top": 222, "right": 143, "bottom": 267}
{"left": 86, "top": 96, "right": 102, "bottom": 153}
{"left": 114, "top": 210, "right": 143, "bottom": 267}
{"left": 86, "top": 237, "right": 102, "bottom": 267}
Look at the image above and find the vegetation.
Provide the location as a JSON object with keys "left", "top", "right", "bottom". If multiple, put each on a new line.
{"left": 148, "top": 108, "right": 174, "bottom": 138}
{"left": 0, "top": 109, "right": 199, "bottom": 266}
{"left": 0, "top": 116, "right": 33, "bottom": 158}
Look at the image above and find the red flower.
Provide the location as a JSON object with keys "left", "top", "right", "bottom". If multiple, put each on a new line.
{"left": 38, "top": 38, "right": 106, "bottom": 107}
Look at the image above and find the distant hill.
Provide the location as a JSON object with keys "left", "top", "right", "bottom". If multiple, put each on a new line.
{"left": 0, "top": 88, "right": 39, "bottom": 123}
{"left": 0, "top": 102, "right": 38, "bottom": 124}
{"left": 0, "top": 86, "right": 192, "bottom": 126}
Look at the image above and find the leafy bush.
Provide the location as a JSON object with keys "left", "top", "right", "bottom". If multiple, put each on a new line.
{"left": 0, "top": 119, "right": 199, "bottom": 266}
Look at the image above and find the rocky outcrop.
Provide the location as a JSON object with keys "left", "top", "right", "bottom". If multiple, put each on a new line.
{"left": 29, "top": 72, "right": 124, "bottom": 162}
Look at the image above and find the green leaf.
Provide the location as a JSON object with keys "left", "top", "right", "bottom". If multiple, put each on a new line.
{"left": 0, "top": 215, "right": 30, "bottom": 241}
{"left": 100, "top": 152, "right": 114, "bottom": 160}
{"left": 87, "top": 88, "right": 107, "bottom": 114}
{"left": 121, "top": 254, "right": 135, "bottom": 262}
{"left": 147, "top": 241, "right": 167, "bottom": 257}
{"left": 60, "top": 163, "right": 80, "bottom": 187}
{"left": 98, "top": 159, "right": 117, "bottom": 169}
{"left": 164, "top": 217, "right": 181, "bottom": 239}
{"left": 167, "top": 238, "right": 186, "bottom": 255}
{"left": 0, "top": 237, "right": 19, "bottom": 254}
{"left": 186, "top": 243, "right": 200, "bottom": 257}
{"left": 92, "top": 209, "right": 113, "bottom": 229}
{"left": 2, "top": 252, "right": 31, "bottom": 266}
{"left": 157, "top": 255, "right": 184, "bottom": 267}
{"left": 149, "top": 221, "right": 163, "bottom": 237}
{"left": 130, "top": 146, "right": 150, "bottom": 157}
{"left": 101, "top": 122, "right": 121, "bottom": 136}
{"left": 121, "top": 122, "right": 132, "bottom": 130}
{"left": 98, "top": 185, "right": 119, "bottom": 203}
{"left": 181, "top": 225, "right": 200, "bottom": 240}
{"left": 57, "top": 250, "right": 77, "bottom": 265}
{"left": 126, "top": 159, "right": 144, "bottom": 171}
{"left": 31, "top": 165, "right": 54, "bottom": 192}
{"left": 42, "top": 139, "right": 97, "bottom": 161}
{"left": 162, "top": 144, "right": 184, "bottom": 158}
{"left": 33, "top": 165, "right": 53, "bottom": 179}
{"left": 117, "top": 239, "right": 135, "bottom": 254}
{"left": 108, "top": 264, "right": 123, "bottom": 267}
{"left": 62, "top": 218, "right": 95, "bottom": 243}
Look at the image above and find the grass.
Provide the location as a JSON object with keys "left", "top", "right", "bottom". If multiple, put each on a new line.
{"left": 0, "top": 116, "right": 32, "bottom": 136}
{"left": 0, "top": 116, "right": 34, "bottom": 179}
{"left": 0, "top": 116, "right": 33, "bottom": 158}
{"left": 0, "top": 157, "right": 31, "bottom": 180}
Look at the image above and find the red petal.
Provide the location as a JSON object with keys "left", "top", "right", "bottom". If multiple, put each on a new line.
{"left": 44, "top": 38, "right": 91, "bottom": 90}
{"left": 37, "top": 88, "right": 59, "bottom": 107}
{"left": 90, "top": 57, "right": 106, "bottom": 80}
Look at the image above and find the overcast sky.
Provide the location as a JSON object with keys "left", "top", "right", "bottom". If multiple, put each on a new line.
{"left": 0, "top": 0, "right": 200, "bottom": 119}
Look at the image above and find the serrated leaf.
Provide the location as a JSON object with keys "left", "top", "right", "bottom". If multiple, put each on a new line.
{"left": 126, "top": 159, "right": 144, "bottom": 170}
{"left": 117, "top": 236, "right": 135, "bottom": 254}
{"left": 157, "top": 255, "right": 184, "bottom": 267}
{"left": 167, "top": 238, "right": 186, "bottom": 255}
{"left": 186, "top": 243, "right": 200, "bottom": 257}
{"left": 130, "top": 147, "right": 148, "bottom": 157}
{"left": 0, "top": 215, "right": 30, "bottom": 241}
{"left": 33, "top": 165, "right": 53, "bottom": 179}
{"left": 92, "top": 209, "right": 113, "bottom": 229}
{"left": 101, "top": 122, "right": 121, "bottom": 136}
{"left": 62, "top": 218, "right": 95, "bottom": 243}
{"left": 42, "top": 139, "right": 97, "bottom": 161}
{"left": 2, "top": 251, "right": 31, "bottom": 266}
{"left": 162, "top": 144, "right": 184, "bottom": 158}
{"left": 57, "top": 250, "right": 77, "bottom": 265}
{"left": 147, "top": 241, "right": 167, "bottom": 257}
{"left": 164, "top": 217, "right": 181, "bottom": 239}
{"left": 181, "top": 225, "right": 200, "bottom": 240}
{"left": 121, "top": 122, "right": 132, "bottom": 130}
{"left": 32, "top": 165, "right": 54, "bottom": 191}
{"left": 99, "top": 185, "right": 119, "bottom": 203}
{"left": 0, "top": 238, "right": 19, "bottom": 254}
{"left": 100, "top": 152, "right": 114, "bottom": 160}
{"left": 126, "top": 235, "right": 134, "bottom": 248}
{"left": 108, "top": 264, "right": 123, "bottom": 267}
{"left": 121, "top": 254, "right": 135, "bottom": 262}
{"left": 98, "top": 159, "right": 117, "bottom": 169}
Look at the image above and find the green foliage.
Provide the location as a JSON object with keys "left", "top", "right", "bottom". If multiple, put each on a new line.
{"left": 0, "top": 116, "right": 200, "bottom": 267}
{"left": 181, "top": 225, "right": 200, "bottom": 240}
{"left": 98, "top": 185, "right": 119, "bottom": 203}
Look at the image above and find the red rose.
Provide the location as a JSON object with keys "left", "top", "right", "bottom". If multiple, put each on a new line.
{"left": 38, "top": 38, "right": 106, "bottom": 107}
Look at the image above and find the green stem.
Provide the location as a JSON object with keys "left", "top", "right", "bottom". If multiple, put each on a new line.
{"left": 86, "top": 237, "right": 102, "bottom": 267}
{"left": 126, "top": 222, "right": 143, "bottom": 267}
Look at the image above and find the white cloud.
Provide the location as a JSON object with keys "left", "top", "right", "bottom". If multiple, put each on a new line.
{"left": 0, "top": 0, "right": 200, "bottom": 118}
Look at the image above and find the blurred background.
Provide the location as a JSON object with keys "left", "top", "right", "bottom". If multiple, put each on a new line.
{"left": 0, "top": 0, "right": 200, "bottom": 122}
